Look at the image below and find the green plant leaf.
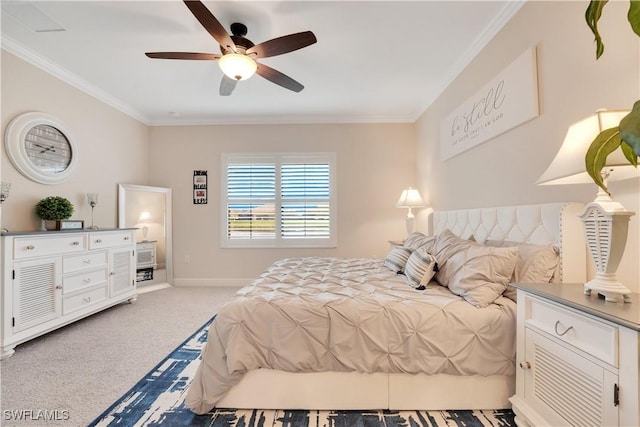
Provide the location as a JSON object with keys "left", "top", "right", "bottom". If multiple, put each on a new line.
{"left": 629, "top": 0, "right": 640, "bottom": 36}
{"left": 585, "top": 0, "right": 609, "bottom": 58}
{"left": 619, "top": 100, "right": 640, "bottom": 156}
{"left": 621, "top": 140, "right": 638, "bottom": 166}
{"left": 35, "top": 196, "right": 74, "bottom": 221}
{"left": 585, "top": 127, "right": 621, "bottom": 195}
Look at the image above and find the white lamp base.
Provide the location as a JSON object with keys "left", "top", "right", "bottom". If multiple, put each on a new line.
{"left": 579, "top": 197, "right": 634, "bottom": 304}
{"left": 584, "top": 274, "right": 632, "bottom": 303}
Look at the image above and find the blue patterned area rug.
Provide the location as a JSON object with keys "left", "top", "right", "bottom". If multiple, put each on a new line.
{"left": 90, "top": 317, "right": 516, "bottom": 427}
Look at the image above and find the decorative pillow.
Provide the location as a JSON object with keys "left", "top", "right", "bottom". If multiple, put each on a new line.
{"left": 404, "top": 247, "right": 438, "bottom": 289}
{"left": 403, "top": 232, "right": 437, "bottom": 252}
{"left": 384, "top": 245, "right": 413, "bottom": 273}
{"left": 485, "top": 240, "right": 560, "bottom": 301}
{"left": 433, "top": 229, "right": 519, "bottom": 307}
{"left": 430, "top": 229, "right": 479, "bottom": 263}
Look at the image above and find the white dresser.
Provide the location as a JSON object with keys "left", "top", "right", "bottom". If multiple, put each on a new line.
{"left": 510, "top": 283, "right": 639, "bottom": 427}
{"left": 1, "top": 229, "right": 137, "bottom": 359}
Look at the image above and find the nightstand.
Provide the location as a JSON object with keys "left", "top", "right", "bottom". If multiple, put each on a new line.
{"left": 136, "top": 241, "right": 157, "bottom": 282}
{"left": 510, "top": 283, "right": 639, "bottom": 427}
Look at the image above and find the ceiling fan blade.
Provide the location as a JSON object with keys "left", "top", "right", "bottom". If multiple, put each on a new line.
{"left": 247, "top": 31, "right": 317, "bottom": 59}
{"left": 183, "top": 0, "right": 236, "bottom": 52}
{"left": 219, "top": 75, "right": 237, "bottom": 96}
{"left": 256, "top": 63, "right": 304, "bottom": 92}
{"left": 145, "top": 52, "right": 221, "bottom": 60}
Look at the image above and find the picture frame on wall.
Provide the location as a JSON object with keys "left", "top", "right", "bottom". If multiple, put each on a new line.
{"left": 193, "top": 170, "right": 207, "bottom": 204}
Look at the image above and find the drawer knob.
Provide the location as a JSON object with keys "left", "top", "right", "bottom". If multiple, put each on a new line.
{"left": 95, "top": 239, "right": 102, "bottom": 243}
{"left": 519, "top": 361, "right": 531, "bottom": 370}
{"left": 554, "top": 320, "right": 574, "bottom": 337}
{"left": 83, "top": 259, "right": 92, "bottom": 264}
{"left": 55, "top": 285, "right": 63, "bottom": 290}
{"left": 83, "top": 296, "right": 92, "bottom": 303}
{"left": 83, "top": 278, "right": 91, "bottom": 284}
{"left": 124, "top": 236, "right": 130, "bottom": 240}
{"left": 72, "top": 241, "right": 80, "bottom": 246}
{"left": 26, "top": 245, "right": 35, "bottom": 250}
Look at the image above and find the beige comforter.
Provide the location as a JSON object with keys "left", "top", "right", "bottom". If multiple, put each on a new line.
{"left": 185, "top": 257, "right": 516, "bottom": 414}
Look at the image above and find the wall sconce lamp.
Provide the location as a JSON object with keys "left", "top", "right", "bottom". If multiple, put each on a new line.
{"left": 537, "top": 110, "right": 638, "bottom": 302}
{"left": 396, "top": 187, "right": 425, "bottom": 236}
{"left": 86, "top": 193, "right": 99, "bottom": 229}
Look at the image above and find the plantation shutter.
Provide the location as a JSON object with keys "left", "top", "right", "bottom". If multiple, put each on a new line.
{"left": 227, "top": 162, "right": 276, "bottom": 239}
{"left": 281, "top": 163, "right": 330, "bottom": 238}
{"left": 222, "top": 153, "right": 336, "bottom": 248}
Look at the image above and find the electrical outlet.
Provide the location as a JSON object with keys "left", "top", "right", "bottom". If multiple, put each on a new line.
{"left": 184, "top": 254, "right": 190, "bottom": 264}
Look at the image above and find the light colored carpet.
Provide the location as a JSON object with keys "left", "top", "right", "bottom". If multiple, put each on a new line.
{"left": 0, "top": 285, "right": 241, "bottom": 427}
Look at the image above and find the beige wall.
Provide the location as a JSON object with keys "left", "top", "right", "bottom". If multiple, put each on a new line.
{"left": 1, "top": 51, "right": 149, "bottom": 231}
{"left": 148, "top": 123, "right": 416, "bottom": 284}
{"left": 415, "top": 1, "right": 640, "bottom": 291}
{"left": 3, "top": 1, "right": 639, "bottom": 292}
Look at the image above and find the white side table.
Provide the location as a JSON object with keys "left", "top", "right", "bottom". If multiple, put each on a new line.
{"left": 510, "top": 282, "right": 639, "bottom": 427}
{"left": 136, "top": 240, "right": 157, "bottom": 282}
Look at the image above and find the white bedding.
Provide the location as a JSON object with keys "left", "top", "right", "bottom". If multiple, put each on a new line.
{"left": 186, "top": 257, "right": 516, "bottom": 414}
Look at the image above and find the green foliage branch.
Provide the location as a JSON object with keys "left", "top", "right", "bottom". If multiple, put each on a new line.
{"left": 584, "top": 0, "right": 640, "bottom": 194}
{"left": 35, "top": 196, "right": 74, "bottom": 221}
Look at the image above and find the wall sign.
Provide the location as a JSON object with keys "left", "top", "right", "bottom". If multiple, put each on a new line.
{"left": 440, "top": 46, "right": 539, "bottom": 161}
{"left": 193, "top": 170, "right": 207, "bottom": 204}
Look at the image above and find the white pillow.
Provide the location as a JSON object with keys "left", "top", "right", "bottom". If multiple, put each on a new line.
{"left": 404, "top": 247, "right": 438, "bottom": 289}
{"left": 433, "top": 229, "right": 519, "bottom": 307}
{"left": 384, "top": 245, "right": 412, "bottom": 273}
{"left": 403, "top": 232, "right": 437, "bottom": 252}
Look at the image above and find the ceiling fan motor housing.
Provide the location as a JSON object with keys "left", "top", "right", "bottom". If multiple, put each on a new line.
{"left": 223, "top": 23, "right": 254, "bottom": 54}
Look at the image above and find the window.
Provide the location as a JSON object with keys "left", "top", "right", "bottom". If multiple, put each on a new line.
{"left": 221, "top": 153, "right": 336, "bottom": 248}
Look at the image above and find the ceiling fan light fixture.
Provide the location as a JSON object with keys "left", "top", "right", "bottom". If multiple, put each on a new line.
{"left": 218, "top": 53, "right": 257, "bottom": 81}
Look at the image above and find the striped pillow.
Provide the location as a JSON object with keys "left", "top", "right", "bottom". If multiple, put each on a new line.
{"left": 384, "top": 246, "right": 412, "bottom": 273}
{"left": 404, "top": 247, "right": 438, "bottom": 289}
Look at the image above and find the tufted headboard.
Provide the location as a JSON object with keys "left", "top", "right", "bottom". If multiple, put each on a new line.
{"left": 431, "top": 203, "right": 587, "bottom": 283}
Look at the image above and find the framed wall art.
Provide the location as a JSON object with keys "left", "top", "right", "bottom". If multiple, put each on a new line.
{"left": 440, "top": 46, "right": 539, "bottom": 161}
{"left": 193, "top": 170, "right": 207, "bottom": 204}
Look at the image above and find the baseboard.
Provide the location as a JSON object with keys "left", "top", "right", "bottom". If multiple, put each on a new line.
{"left": 137, "top": 282, "right": 172, "bottom": 294}
{"left": 172, "top": 278, "right": 250, "bottom": 287}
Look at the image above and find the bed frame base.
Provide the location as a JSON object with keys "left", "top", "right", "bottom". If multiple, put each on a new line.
{"left": 217, "top": 369, "right": 514, "bottom": 410}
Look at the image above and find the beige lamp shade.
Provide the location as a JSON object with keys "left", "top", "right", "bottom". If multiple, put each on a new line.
{"left": 537, "top": 110, "right": 636, "bottom": 186}
{"left": 396, "top": 187, "right": 425, "bottom": 208}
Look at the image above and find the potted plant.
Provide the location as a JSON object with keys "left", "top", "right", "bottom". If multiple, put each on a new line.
{"left": 35, "top": 196, "right": 74, "bottom": 231}
{"left": 584, "top": 0, "right": 640, "bottom": 194}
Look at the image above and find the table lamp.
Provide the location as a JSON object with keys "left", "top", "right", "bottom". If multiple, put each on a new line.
{"left": 537, "top": 110, "right": 638, "bottom": 302}
{"left": 396, "top": 187, "right": 425, "bottom": 235}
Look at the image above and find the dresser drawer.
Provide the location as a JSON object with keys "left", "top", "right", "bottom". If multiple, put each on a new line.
{"left": 63, "top": 251, "right": 107, "bottom": 274}
{"left": 13, "top": 234, "right": 86, "bottom": 259}
{"left": 88, "top": 231, "right": 134, "bottom": 249}
{"left": 63, "top": 268, "right": 108, "bottom": 294}
{"left": 63, "top": 285, "right": 108, "bottom": 314}
{"left": 525, "top": 294, "right": 618, "bottom": 366}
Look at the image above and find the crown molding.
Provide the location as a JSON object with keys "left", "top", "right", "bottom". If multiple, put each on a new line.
{"left": 410, "top": 0, "right": 526, "bottom": 121}
{"left": 1, "top": 35, "right": 151, "bottom": 125}
{"left": 147, "top": 113, "right": 415, "bottom": 126}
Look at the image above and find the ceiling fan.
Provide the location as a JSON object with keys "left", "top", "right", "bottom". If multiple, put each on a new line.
{"left": 145, "top": 0, "right": 317, "bottom": 96}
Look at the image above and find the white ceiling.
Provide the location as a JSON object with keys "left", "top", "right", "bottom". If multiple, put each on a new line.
{"left": 1, "top": 1, "right": 523, "bottom": 126}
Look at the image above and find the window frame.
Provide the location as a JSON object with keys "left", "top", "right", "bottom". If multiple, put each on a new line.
{"left": 220, "top": 152, "right": 337, "bottom": 248}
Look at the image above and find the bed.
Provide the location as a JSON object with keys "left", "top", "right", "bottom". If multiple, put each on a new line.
{"left": 185, "top": 202, "right": 587, "bottom": 414}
